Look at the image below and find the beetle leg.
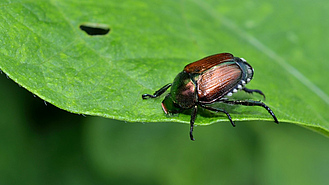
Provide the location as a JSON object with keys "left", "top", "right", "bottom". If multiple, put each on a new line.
{"left": 142, "top": 83, "right": 172, "bottom": 99}
{"left": 222, "top": 100, "right": 279, "bottom": 123}
{"left": 190, "top": 105, "right": 198, "bottom": 141}
{"left": 200, "top": 105, "right": 236, "bottom": 127}
{"left": 242, "top": 87, "right": 266, "bottom": 100}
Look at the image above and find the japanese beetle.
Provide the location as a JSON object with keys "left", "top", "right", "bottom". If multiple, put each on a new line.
{"left": 142, "top": 53, "right": 278, "bottom": 141}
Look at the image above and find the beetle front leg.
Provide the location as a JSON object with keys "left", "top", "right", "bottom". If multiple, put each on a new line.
{"left": 190, "top": 105, "right": 198, "bottom": 141}
{"left": 222, "top": 100, "right": 279, "bottom": 123}
{"left": 142, "top": 83, "right": 172, "bottom": 99}
{"left": 200, "top": 105, "right": 236, "bottom": 127}
{"left": 242, "top": 87, "right": 266, "bottom": 100}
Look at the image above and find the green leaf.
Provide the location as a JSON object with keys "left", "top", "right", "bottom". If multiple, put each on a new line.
{"left": 0, "top": 0, "right": 329, "bottom": 135}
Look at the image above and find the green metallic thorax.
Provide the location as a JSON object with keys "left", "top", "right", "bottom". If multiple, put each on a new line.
{"left": 170, "top": 71, "right": 197, "bottom": 109}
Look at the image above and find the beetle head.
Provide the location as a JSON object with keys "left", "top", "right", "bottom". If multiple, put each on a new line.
{"left": 161, "top": 94, "right": 182, "bottom": 114}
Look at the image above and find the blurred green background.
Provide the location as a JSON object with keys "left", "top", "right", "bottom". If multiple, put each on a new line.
{"left": 1, "top": 70, "right": 329, "bottom": 185}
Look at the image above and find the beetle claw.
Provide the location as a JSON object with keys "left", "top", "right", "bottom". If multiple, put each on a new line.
{"left": 190, "top": 129, "right": 195, "bottom": 141}
{"left": 242, "top": 87, "right": 266, "bottom": 100}
{"left": 142, "top": 94, "right": 155, "bottom": 99}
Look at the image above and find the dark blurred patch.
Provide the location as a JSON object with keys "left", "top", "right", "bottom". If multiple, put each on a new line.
{"left": 24, "top": 96, "right": 84, "bottom": 135}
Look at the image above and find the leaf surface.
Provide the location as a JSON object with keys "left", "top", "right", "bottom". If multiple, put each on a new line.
{"left": 0, "top": 0, "right": 328, "bottom": 136}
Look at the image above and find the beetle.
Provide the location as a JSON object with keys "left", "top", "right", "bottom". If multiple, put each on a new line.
{"left": 142, "top": 53, "right": 278, "bottom": 141}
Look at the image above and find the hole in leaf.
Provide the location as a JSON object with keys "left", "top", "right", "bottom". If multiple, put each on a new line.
{"left": 79, "top": 23, "right": 110, "bottom": 36}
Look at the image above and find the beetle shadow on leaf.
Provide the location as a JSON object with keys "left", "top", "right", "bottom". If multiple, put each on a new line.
{"left": 181, "top": 91, "right": 263, "bottom": 119}
{"left": 172, "top": 102, "right": 239, "bottom": 120}
{"left": 198, "top": 102, "right": 240, "bottom": 118}
{"left": 165, "top": 91, "right": 265, "bottom": 120}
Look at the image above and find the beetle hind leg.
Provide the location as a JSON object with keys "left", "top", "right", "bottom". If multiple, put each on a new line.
{"left": 200, "top": 105, "right": 236, "bottom": 127}
{"left": 222, "top": 99, "right": 279, "bottom": 123}
{"left": 242, "top": 87, "right": 266, "bottom": 100}
{"left": 142, "top": 83, "right": 172, "bottom": 99}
